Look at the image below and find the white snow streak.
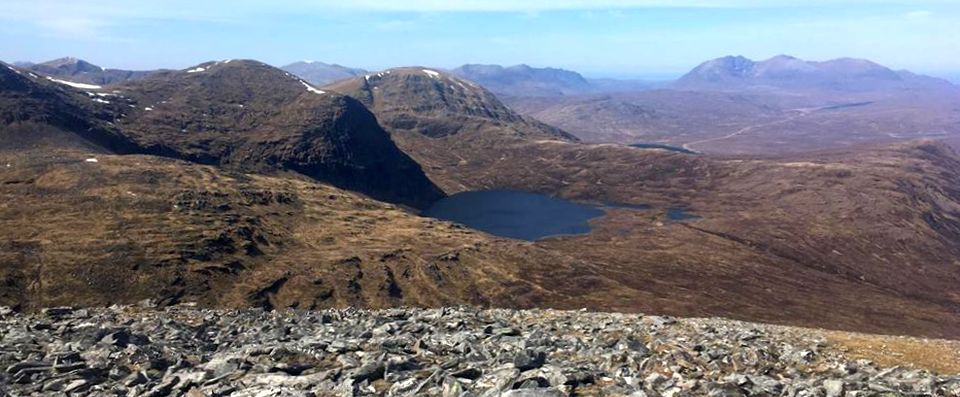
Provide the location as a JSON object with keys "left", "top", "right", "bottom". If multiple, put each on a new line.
{"left": 85, "top": 158, "right": 99, "bottom": 163}
{"left": 300, "top": 81, "right": 325, "bottom": 95}
{"left": 422, "top": 69, "right": 440, "bottom": 78}
{"left": 46, "top": 77, "right": 102, "bottom": 89}
{"left": 186, "top": 67, "right": 207, "bottom": 73}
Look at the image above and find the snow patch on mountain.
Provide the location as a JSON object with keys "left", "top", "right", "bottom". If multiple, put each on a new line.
{"left": 45, "top": 77, "right": 102, "bottom": 90}
{"left": 300, "top": 80, "right": 325, "bottom": 95}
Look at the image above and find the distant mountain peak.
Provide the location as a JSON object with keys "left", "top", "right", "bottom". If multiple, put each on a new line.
{"left": 43, "top": 56, "right": 81, "bottom": 65}
{"left": 675, "top": 55, "right": 947, "bottom": 92}
{"left": 768, "top": 54, "right": 799, "bottom": 61}
{"left": 38, "top": 57, "right": 104, "bottom": 72}
{"left": 697, "top": 56, "right": 755, "bottom": 78}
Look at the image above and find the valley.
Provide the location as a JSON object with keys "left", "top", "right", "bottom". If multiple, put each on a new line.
{"left": 494, "top": 56, "right": 960, "bottom": 155}
{"left": 4, "top": 1, "right": 960, "bottom": 393}
{"left": 4, "top": 58, "right": 960, "bottom": 340}
{"left": 325, "top": 66, "right": 960, "bottom": 339}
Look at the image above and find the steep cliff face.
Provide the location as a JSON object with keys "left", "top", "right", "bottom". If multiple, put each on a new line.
{"left": 106, "top": 60, "right": 445, "bottom": 208}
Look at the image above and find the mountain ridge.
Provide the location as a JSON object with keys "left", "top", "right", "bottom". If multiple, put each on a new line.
{"left": 1, "top": 59, "right": 444, "bottom": 209}
{"left": 452, "top": 64, "right": 594, "bottom": 97}
{"left": 22, "top": 57, "right": 160, "bottom": 86}
{"left": 675, "top": 54, "right": 956, "bottom": 92}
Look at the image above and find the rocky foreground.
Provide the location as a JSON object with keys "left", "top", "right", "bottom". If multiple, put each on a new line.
{"left": 1, "top": 305, "right": 958, "bottom": 396}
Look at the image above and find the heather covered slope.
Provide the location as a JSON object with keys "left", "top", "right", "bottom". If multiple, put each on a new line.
{"left": 0, "top": 149, "right": 629, "bottom": 312}
{"left": 15, "top": 146, "right": 959, "bottom": 339}
{"left": 403, "top": 136, "right": 960, "bottom": 338}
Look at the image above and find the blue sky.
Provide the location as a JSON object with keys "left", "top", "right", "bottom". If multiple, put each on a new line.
{"left": 1, "top": 0, "right": 958, "bottom": 79}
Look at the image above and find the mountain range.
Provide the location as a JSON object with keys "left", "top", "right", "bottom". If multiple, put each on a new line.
{"left": 451, "top": 64, "right": 594, "bottom": 97}
{"left": 4, "top": 56, "right": 960, "bottom": 340}
{"left": 675, "top": 54, "right": 956, "bottom": 93}
{"left": 501, "top": 55, "right": 960, "bottom": 153}
{"left": 451, "top": 64, "right": 661, "bottom": 97}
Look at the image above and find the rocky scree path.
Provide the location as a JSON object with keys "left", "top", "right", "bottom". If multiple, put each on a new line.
{"left": 0, "top": 305, "right": 958, "bottom": 396}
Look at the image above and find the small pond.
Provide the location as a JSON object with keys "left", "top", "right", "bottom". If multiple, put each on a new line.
{"left": 421, "top": 190, "right": 605, "bottom": 241}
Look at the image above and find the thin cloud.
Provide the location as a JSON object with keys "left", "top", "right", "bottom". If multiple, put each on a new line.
{"left": 297, "top": 0, "right": 960, "bottom": 12}
{"left": 35, "top": 17, "right": 107, "bottom": 38}
{"left": 905, "top": 10, "right": 934, "bottom": 19}
{"left": 0, "top": 0, "right": 952, "bottom": 35}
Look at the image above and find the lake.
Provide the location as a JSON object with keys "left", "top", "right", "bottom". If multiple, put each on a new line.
{"left": 421, "top": 190, "right": 605, "bottom": 241}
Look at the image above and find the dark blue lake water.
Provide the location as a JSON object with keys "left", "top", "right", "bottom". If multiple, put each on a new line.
{"left": 421, "top": 190, "right": 606, "bottom": 241}
{"left": 666, "top": 208, "right": 702, "bottom": 222}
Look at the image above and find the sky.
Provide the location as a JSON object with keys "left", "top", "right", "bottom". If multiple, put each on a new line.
{"left": 1, "top": 0, "right": 958, "bottom": 79}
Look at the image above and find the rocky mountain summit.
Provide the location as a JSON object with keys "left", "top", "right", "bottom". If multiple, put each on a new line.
{"left": 2, "top": 305, "right": 958, "bottom": 396}
{"left": 325, "top": 67, "right": 573, "bottom": 140}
